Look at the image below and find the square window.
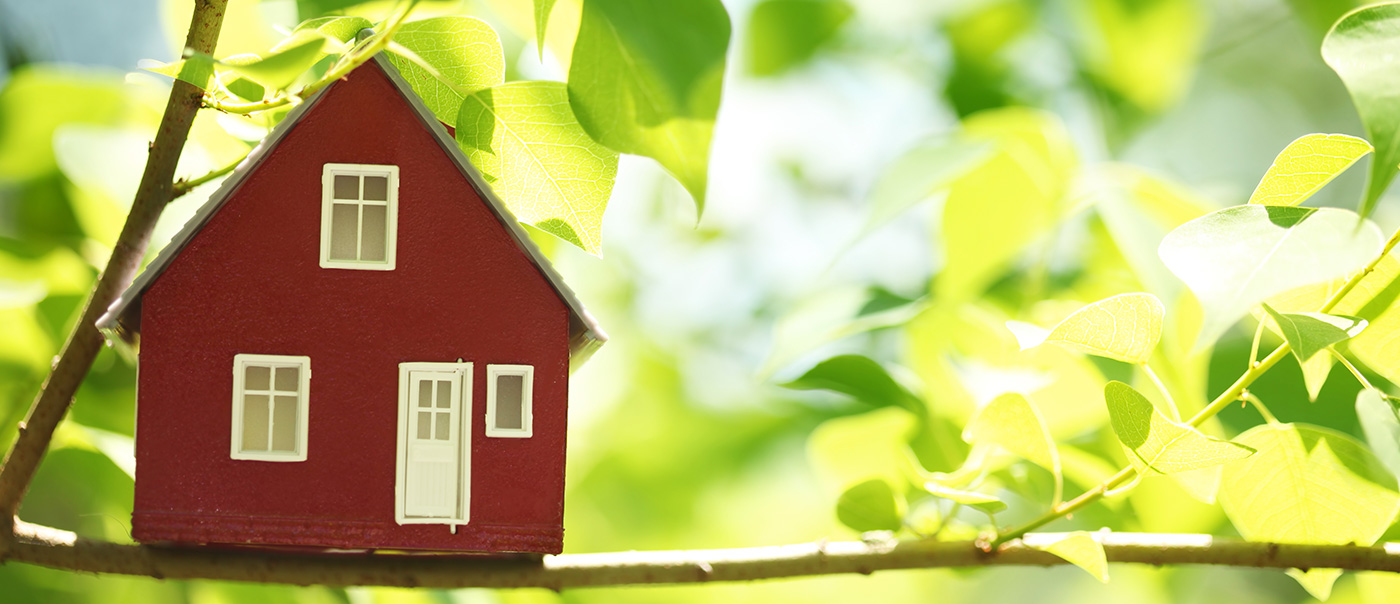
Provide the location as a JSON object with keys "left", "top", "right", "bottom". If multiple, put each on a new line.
{"left": 231, "top": 354, "right": 310, "bottom": 461}
{"left": 486, "top": 365, "right": 533, "bottom": 438}
{"left": 321, "top": 164, "right": 398, "bottom": 270}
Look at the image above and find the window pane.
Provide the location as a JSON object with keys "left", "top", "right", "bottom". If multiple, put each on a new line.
{"left": 494, "top": 374, "right": 524, "bottom": 430}
{"left": 329, "top": 203, "right": 359, "bottom": 260}
{"left": 418, "top": 380, "right": 432, "bottom": 408}
{"left": 363, "top": 175, "right": 388, "bottom": 201}
{"left": 435, "top": 412, "right": 450, "bottom": 441}
{"left": 242, "top": 394, "right": 270, "bottom": 451}
{"left": 360, "top": 204, "right": 387, "bottom": 262}
{"left": 245, "top": 365, "right": 270, "bottom": 390}
{"left": 271, "top": 395, "right": 298, "bottom": 452}
{"left": 436, "top": 380, "right": 451, "bottom": 408}
{"left": 333, "top": 174, "right": 359, "bottom": 199}
{"left": 274, "top": 366, "right": 299, "bottom": 392}
{"left": 417, "top": 411, "right": 432, "bottom": 439}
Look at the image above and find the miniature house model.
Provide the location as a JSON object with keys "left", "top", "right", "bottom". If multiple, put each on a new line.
{"left": 97, "top": 53, "right": 605, "bottom": 554}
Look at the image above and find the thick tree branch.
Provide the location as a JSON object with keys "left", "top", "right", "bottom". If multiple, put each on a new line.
{"left": 7, "top": 520, "right": 1400, "bottom": 588}
{"left": 0, "top": 0, "right": 229, "bottom": 544}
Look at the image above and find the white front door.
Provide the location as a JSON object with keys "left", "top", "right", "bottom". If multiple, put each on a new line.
{"left": 396, "top": 363, "right": 471, "bottom": 524}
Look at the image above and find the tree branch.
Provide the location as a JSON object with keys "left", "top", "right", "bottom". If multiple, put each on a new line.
{"left": 0, "top": 0, "right": 229, "bottom": 546}
{"left": 7, "top": 520, "right": 1400, "bottom": 588}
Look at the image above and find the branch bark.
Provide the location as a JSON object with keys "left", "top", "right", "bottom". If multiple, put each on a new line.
{"left": 0, "top": 0, "right": 228, "bottom": 543}
{"left": 8, "top": 520, "right": 1400, "bottom": 588}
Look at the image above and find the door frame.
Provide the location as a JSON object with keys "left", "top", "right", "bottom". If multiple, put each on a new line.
{"left": 395, "top": 361, "right": 472, "bottom": 526}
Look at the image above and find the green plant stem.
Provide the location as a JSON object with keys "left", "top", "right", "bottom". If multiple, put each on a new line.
{"left": 1332, "top": 349, "right": 1381, "bottom": 393}
{"left": 1142, "top": 363, "right": 1180, "bottom": 421}
{"left": 204, "top": 0, "right": 418, "bottom": 115}
{"left": 1318, "top": 223, "right": 1400, "bottom": 314}
{"left": 993, "top": 344, "right": 1293, "bottom": 548}
{"left": 171, "top": 153, "right": 246, "bottom": 199}
{"left": 10, "top": 519, "right": 1400, "bottom": 587}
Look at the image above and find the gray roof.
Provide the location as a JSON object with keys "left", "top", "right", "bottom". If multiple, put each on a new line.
{"left": 96, "top": 53, "right": 607, "bottom": 367}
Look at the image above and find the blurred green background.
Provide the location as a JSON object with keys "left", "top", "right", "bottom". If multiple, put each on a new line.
{"left": 2, "top": 0, "right": 1399, "bottom": 602}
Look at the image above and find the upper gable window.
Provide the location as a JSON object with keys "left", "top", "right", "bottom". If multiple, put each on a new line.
{"left": 321, "top": 164, "right": 399, "bottom": 270}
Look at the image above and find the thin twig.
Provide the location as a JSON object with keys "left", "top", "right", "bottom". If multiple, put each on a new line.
{"left": 171, "top": 153, "right": 246, "bottom": 199}
{"left": 0, "top": 0, "right": 230, "bottom": 554}
{"left": 9, "top": 520, "right": 1400, "bottom": 587}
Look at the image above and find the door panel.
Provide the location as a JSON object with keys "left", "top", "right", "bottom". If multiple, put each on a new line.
{"left": 399, "top": 366, "right": 469, "bottom": 522}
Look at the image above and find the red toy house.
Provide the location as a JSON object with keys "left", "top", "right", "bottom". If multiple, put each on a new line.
{"left": 96, "top": 53, "right": 606, "bottom": 555}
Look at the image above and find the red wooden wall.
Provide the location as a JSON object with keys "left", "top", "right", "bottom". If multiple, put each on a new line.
{"left": 133, "top": 60, "right": 571, "bottom": 553}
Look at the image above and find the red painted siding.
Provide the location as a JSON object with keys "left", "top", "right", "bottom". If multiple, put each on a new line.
{"left": 133, "top": 60, "right": 571, "bottom": 553}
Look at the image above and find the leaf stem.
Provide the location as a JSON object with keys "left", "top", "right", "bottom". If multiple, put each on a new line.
{"left": 1142, "top": 363, "right": 1180, "bottom": 422}
{"left": 1332, "top": 349, "right": 1380, "bottom": 394}
{"left": 1248, "top": 319, "right": 1265, "bottom": 370}
{"left": 1240, "top": 392, "right": 1280, "bottom": 425}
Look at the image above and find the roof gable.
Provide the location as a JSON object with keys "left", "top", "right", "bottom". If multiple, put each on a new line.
{"left": 97, "top": 55, "right": 606, "bottom": 365}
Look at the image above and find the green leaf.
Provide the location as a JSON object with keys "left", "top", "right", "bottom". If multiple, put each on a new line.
{"left": 291, "top": 15, "right": 372, "bottom": 44}
{"left": 761, "top": 287, "right": 929, "bottom": 377}
{"left": 1322, "top": 3, "right": 1400, "bottom": 220}
{"left": 1104, "top": 381, "right": 1253, "bottom": 475}
{"left": 864, "top": 136, "right": 993, "bottom": 235}
{"left": 1261, "top": 253, "right": 1400, "bottom": 390}
{"left": 922, "top": 482, "right": 1007, "bottom": 515}
{"left": 746, "top": 0, "right": 853, "bottom": 76}
{"left": 938, "top": 108, "right": 1075, "bottom": 301}
{"left": 1158, "top": 205, "right": 1382, "bottom": 346}
{"left": 568, "top": 0, "right": 731, "bottom": 216}
{"left": 1248, "top": 133, "right": 1373, "bottom": 207}
{"left": 836, "top": 478, "right": 904, "bottom": 532}
{"left": 456, "top": 81, "right": 618, "bottom": 256}
{"left": 1288, "top": 569, "right": 1343, "bottom": 602}
{"left": 1029, "top": 531, "right": 1109, "bottom": 583}
{"left": 1356, "top": 389, "right": 1400, "bottom": 479}
{"left": 1260, "top": 303, "right": 1366, "bottom": 363}
{"left": 225, "top": 32, "right": 329, "bottom": 89}
{"left": 782, "top": 355, "right": 921, "bottom": 412}
{"left": 142, "top": 54, "right": 216, "bottom": 90}
{"left": 962, "top": 393, "right": 1061, "bottom": 501}
{"left": 808, "top": 408, "right": 915, "bottom": 489}
{"left": 1220, "top": 423, "right": 1400, "bottom": 600}
{"left": 0, "top": 68, "right": 146, "bottom": 181}
{"left": 1011, "top": 293, "right": 1164, "bottom": 364}
{"left": 534, "top": 0, "right": 560, "bottom": 56}
{"left": 1074, "top": 0, "right": 1203, "bottom": 114}
{"left": 386, "top": 16, "right": 506, "bottom": 128}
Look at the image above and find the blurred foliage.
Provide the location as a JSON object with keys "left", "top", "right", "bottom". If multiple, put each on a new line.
{"left": 3, "top": 0, "right": 1400, "bottom": 603}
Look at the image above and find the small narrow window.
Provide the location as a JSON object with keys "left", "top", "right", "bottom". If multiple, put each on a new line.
{"left": 321, "top": 164, "right": 398, "bottom": 270}
{"left": 486, "top": 365, "right": 534, "bottom": 438}
{"left": 231, "top": 354, "right": 310, "bottom": 461}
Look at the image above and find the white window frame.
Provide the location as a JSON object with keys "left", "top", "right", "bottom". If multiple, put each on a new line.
{"left": 320, "top": 163, "right": 399, "bottom": 271}
{"left": 230, "top": 354, "right": 311, "bottom": 462}
{"left": 485, "top": 364, "right": 534, "bottom": 438}
{"left": 395, "top": 361, "right": 472, "bottom": 526}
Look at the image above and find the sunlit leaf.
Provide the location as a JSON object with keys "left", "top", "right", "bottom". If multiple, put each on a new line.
{"left": 569, "top": 0, "right": 730, "bottom": 216}
{"left": 225, "top": 32, "right": 328, "bottom": 89}
{"left": 1263, "top": 253, "right": 1400, "bottom": 387}
{"left": 922, "top": 482, "right": 1006, "bottom": 515}
{"left": 1220, "top": 423, "right": 1400, "bottom": 600}
{"left": 836, "top": 478, "right": 904, "bottom": 532}
{"left": 763, "top": 287, "right": 929, "bottom": 377}
{"left": 1248, "top": 133, "right": 1373, "bottom": 207}
{"left": 0, "top": 68, "right": 150, "bottom": 180}
{"left": 1260, "top": 303, "right": 1366, "bottom": 363}
{"left": 864, "top": 136, "right": 993, "bottom": 235}
{"left": 1028, "top": 531, "right": 1109, "bottom": 583}
{"left": 1105, "top": 381, "right": 1253, "bottom": 475}
{"left": 1322, "top": 3, "right": 1400, "bottom": 219}
{"left": 387, "top": 16, "right": 505, "bottom": 127}
{"left": 141, "top": 54, "right": 216, "bottom": 90}
{"left": 782, "top": 355, "right": 922, "bottom": 412}
{"left": 291, "top": 15, "right": 372, "bottom": 44}
{"left": 456, "top": 81, "right": 618, "bottom": 255}
{"left": 746, "top": 0, "right": 852, "bottom": 76}
{"left": 1011, "top": 293, "right": 1164, "bottom": 364}
{"left": 1074, "top": 0, "right": 1203, "bottom": 113}
{"left": 1158, "top": 205, "right": 1381, "bottom": 346}
{"left": 808, "top": 407, "right": 915, "bottom": 489}
{"left": 962, "top": 393, "right": 1060, "bottom": 501}
{"left": 1356, "top": 389, "right": 1400, "bottom": 479}
{"left": 534, "top": 0, "right": 560, "bottom": 56}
